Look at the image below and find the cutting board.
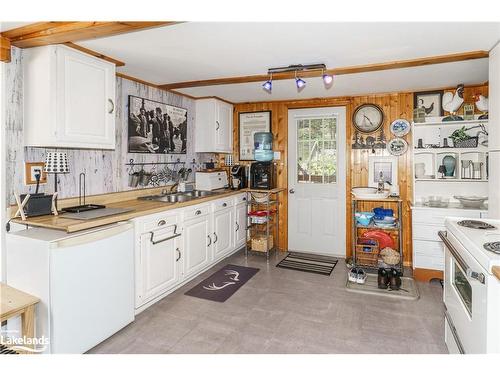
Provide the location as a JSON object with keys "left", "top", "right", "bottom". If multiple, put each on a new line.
{"left": 60, "top": 207, "right": 134, "bottom": 220}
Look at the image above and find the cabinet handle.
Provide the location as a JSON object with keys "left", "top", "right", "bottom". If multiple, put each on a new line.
{"left": 222, "top": 203, "right": 227, "bottom": 207}
{"left": 213, "top": 232, "right": 218, "bottom": 243}
{"left": 158, "top": 219, "right": 166, "bottom": 226}
{"left": 195, "top": 210, "right": 202, "bottom": 215}
{"left": 236, "top": 222, "right": 239, "bottom": 232}
{"left": 216, "top": 121, "right": 220, "bottom": 130}
{"left": 207, "top": 235, "right": 212, "bottom": 246}
{"left": 108, "top": 98, "right": 115, "bottom": 114}
{"left": 176, "top": 248, "right": 181, "bottom": 262}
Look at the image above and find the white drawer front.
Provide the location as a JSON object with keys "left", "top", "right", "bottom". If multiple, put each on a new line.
{"left": 183, "top": 204, "right": 210, "bottom": 220}
{"left": 134, "top": 210, "right": 180, "bottom": 233}
{"left": 233, "top": 193, "right": 247, "bottom": 205}
{"left": 212, "top": 197, "right": 234, "bottom": 212}
{"left": 413, "top": 240, "right": 444, "bottom": 270}
{"left": 412, "top": 209, "right": 480, "bottom": 225}
{"left": 413, "top": 224, "right": 445, "bottom": 241}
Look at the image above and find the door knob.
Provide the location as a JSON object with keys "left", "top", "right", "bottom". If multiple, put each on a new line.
{"left": 289, "top": 189, "right": 295, "bottom": 194}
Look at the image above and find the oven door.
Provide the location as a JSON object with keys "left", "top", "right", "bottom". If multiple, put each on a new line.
{"left": 440, "top": 231, "right": 488, "bottom": 354}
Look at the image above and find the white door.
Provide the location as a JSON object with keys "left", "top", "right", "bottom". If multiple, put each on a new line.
{"left": 138, "top": 228, "right": 181, "bottom": 305}
{"left": 234, "top": 203, "right": 247, "bottom": 249}
{"left": 213, "top": 208, "right": 234, "bottom": 261}
{"left": 183, "top": 215, "right": 212, "bottom": 278}
{"left": 287, "top": 107, "right": 346, "bottom": 256}
{"left": 56, "top": 46, "right": 116, "bottom": 148}
{"left": 215, "top": 101, "right": 233, "bottom": 152}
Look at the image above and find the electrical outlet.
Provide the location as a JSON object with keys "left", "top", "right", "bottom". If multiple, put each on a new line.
{"left": 25, "top": 162, "right": 47, "bottom": 185}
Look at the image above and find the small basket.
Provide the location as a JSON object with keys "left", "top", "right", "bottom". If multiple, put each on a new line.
{"left": 380, "top": 247, "right": 400, "bottom": 266}
{"left": 251, "top": 235, "right": 274, "bottom": 252}
{"left": 453, "top": 136, "right": 479, "bottom": 148}
{"left": 355, "top": 242, "right": 380, "bottom": 267}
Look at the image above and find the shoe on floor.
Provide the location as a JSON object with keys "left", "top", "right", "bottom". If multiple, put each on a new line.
{"left": 348, "top": 267, "right": 359, "bottom": 283}
{"left": 356, "top": 269, "right": 367, "bottom": 284}
{"left": 377, "top": 268, "right": 389, "bottom": 289}
{"left": 389, "top": 268, "right": 402, "bottom": 290}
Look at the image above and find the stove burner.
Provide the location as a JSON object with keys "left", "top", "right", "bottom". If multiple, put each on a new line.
{"left": 484, "top": 242, "right": 500, "bottom": 254}
{"left": 457, "top": 220, "right": 496, "bottom": 230}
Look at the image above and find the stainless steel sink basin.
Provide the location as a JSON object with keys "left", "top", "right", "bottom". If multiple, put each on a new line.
{"left": 137, "top": 190, "right": 219, "bottom": 203}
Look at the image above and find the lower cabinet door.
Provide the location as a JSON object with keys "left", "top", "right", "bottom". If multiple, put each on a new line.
{"left": 138, "top": 231, "right": 181, "bottom": 305}
{"left": 213, "top": 208, "right": 234, "bottom": 261}
{"left": 183, "top": 215, "right": 212, "bottom": 278}
{"left": 234, "top": 203, "right": 247, "bottom": 249}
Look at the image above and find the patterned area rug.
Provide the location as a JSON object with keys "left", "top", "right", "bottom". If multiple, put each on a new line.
{"left": 185, "top": 264, "right": 259, "bottom": 302}
{"left": 276, "top": 252, "right": 339, "bottom": 276}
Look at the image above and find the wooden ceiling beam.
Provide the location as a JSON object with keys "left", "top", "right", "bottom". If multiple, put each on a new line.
{"left": 64, "top": 42, "right": 125, "bottom": 66}
{"left": 0, "top": 36, "right": 11, "bottom": 62}
{"left": 1, "top": 21, "right": 179, "bottom": 48}
{"left": 159, "top": 50, "right": 489, "bottom": 90}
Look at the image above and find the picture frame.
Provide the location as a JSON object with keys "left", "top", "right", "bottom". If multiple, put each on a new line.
{"left": 127, "top": 95, "right": 188, "bottom": 154}
{"left": 413, "top": 90, "right": 444, "bottom": 118}
{"left": 368, "top": 156, "right": 398, "bottom": 188}
{"left": 238, "top": 111, "right": 272, "bottom": 161}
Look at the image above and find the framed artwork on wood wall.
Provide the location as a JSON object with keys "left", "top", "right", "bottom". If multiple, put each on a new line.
{"left": 238, "top": 111, "right": 272, "bottom": 161}
{"left": 368, "top": 156, "right": 398, "bottom": 188}
{"left": 413, "top": 90, "right": 444, "bottom": 118}
{"left": 128, "top": 95, "right": 188, "bottom": 154}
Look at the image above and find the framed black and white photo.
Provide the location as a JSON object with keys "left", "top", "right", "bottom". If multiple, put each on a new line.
{"left": 238, "top": 111, "right": 272, "bottom": 161}
{"left": 413, "top": 90, "right": 443, "bottom": 118}
{"left": 368, "top": 156, "right": 398, "bottom": 188}
{"left": 128, "top": 95, "right": 188, "bottom": 154}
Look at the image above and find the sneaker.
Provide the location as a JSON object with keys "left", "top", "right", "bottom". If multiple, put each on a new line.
{"left": 389, "top": 268, "right": 402, "bottom": 290}
{"left": 377, "top": 268, "right": 389, "bottom": 289}
{"left": 348, "top": 267, "right": 359, "bottom": 283}
{"left": 356, "top": 269, "right": 367, "bottom": 284}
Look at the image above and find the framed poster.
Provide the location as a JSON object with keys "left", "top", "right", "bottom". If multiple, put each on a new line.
{"left": 368, "top": 156, "right": 398, "bottom": 188}
{"left": 128, "top": 95, "right": 188, "bottom": 154}
{"left": 413, "top": 90, "right": 444, "bottom": 118}
{"left": 238, "top": 111, "right": 272, "bottom": 161}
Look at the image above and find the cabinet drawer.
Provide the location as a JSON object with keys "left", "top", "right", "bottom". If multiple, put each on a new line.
{"left": 413, "top": 240, "right": 444, "bottom": 270}
{"left": 413, "top": 224, "right": 445, "bottom": 241}
{"left": 233, "top": 193, "right": 247, "bottom": 205}
{"left": 183, "top": 204, "right": 210, "bottom": 220}
{"left": 135, "top": 210, "right": 180, "bottom": 233}
{"left": 212, "top": 197, "right": 234, "bottom": 212}
{"left": 412, "top": 209, "right": 480, "bottom": 225}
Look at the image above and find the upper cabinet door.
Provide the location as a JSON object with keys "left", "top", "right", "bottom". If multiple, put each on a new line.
{"left": 56, "top": 46, "right": 116, "bottom": 148}
{"left": 215, "top": 100, "right": 233, "bottom": 153}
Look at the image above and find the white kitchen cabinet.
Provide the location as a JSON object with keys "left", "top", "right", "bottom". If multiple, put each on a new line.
{"left": 234, "top": 202, "right": 247, "bottom": 249}
{"left": 23, "top": 44, "right": 116, "bottom": 149}
{"left": 213, "top": 207, "right": 234, "bottom": 261}
{"left": 195, "top": 98, "right": 233, "bottom": 153}
{"left": 183, "top": 211, "right": 212, "bottom": 279}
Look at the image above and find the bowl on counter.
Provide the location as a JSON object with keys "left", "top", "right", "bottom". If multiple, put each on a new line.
{"left": 422, "top": 196, "right": 449, "bottom": 208}
{"left": 355, "top": 212, "right": 375, "bottom": 226}
{"left": 351, "top": 187, "right": 389, "bottom": 200}
{"left": 454, "top": 196, "right": 488, "bottom": 209}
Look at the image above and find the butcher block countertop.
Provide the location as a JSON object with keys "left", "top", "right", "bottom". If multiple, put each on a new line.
{"left": 493, "top": 266, "right": 500, "bottom": 281}
{"left": 10, "top": 187, "right": 285, "bottom": 233}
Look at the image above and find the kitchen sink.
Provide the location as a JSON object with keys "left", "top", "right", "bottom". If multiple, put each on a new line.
{"left": 137, "top": 190, "right": 218, "bottom": 203}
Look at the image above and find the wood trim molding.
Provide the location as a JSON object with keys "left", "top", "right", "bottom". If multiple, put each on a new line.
{"left": 63, "top": 42, "right": 125, "bottom": 66}
{"left": 0, "top": 36, "right": 11, "bottom": 62}
{"left": 413, "top": 268, "right": 444, "bottom": 282}
{"left": 1, "top": 22, "right": 178, "bottom": 48}
{"left": 159, "top": 50, "right": 489, "bottom": 90}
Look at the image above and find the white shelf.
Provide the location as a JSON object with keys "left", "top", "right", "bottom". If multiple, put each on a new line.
{"left": 415, "top": 178, "right": 488, "bottom": 182}
{"left": 414, "top": 147, "right": 488, "bottom": 154}
{"left": 413, "top": 119, "right": 488, "bottom": 127}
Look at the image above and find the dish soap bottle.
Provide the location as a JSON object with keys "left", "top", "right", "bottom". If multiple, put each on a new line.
{"left": 377, "top": 171, "right": 385, "bottom": 192}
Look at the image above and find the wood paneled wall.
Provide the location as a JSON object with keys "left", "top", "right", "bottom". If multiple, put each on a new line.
{"left": 232, "top": 84, "right": 488, "bottom": 266}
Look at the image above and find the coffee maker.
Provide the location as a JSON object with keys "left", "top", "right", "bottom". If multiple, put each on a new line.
{"left": 250, "top": 162, "right": 275, "bottom": 190}
{"left": 230, "top": 165, "right": 247, "bottom": 190}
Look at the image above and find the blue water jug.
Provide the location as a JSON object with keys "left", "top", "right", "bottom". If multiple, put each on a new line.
{"left": 254, "top": 132, "right": 273, "bottom": 162}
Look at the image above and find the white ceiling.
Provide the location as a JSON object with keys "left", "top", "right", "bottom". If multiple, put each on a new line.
{"left": 0, "top": 22, "right": 33, "bottom": 32}
{"left": 76, "top": 22, "right": 500, "bottom": 102}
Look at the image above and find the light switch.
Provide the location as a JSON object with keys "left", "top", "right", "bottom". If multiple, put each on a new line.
{"left": 25, "top": 162, "right": 47, "bottom": 185}
{"left": 273, "top": 151, "right": 281, "bottom": 160}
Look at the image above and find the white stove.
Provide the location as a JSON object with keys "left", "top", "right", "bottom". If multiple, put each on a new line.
{"left": 442, "top": 217, "right": 500, "bottom": 354}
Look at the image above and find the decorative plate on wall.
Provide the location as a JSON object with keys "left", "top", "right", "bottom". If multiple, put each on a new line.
{"left": 387, "top": 138, "right": 408, "bottom": 156}
{"left": 352, "top": 104, "right": 384, "bottom": 133}
{"left": 390, "top": 119, "right": 410, "bottom": 137}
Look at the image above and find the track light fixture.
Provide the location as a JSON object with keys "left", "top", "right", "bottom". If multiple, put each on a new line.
{"left": 261, "top": 63, "right": 332, "bottom": 93}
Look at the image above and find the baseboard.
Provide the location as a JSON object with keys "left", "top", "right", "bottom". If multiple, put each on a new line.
{"left": 413, "top": 268, "right": 443, "bottom": 282}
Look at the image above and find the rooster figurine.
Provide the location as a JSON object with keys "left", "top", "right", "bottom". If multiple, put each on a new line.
{"left": 442, "top": 84, "right": 465, "bottom": 121}
{"left": 473, "top": 94, "right": 489, "bottom": 119}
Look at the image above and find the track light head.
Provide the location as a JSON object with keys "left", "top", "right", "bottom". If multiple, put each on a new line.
{"left": 322, "top": 73, "right": 333, "bottom": 86}
{"left": 262, "top": 80, "right": 272, "bottom": 92}
{"left": 295, "top": 77, "right": 306, "bottom": 89}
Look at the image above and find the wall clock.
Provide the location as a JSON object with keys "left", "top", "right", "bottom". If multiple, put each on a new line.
{"left": 353, "top": 104, "right": 384, "bottom": 133}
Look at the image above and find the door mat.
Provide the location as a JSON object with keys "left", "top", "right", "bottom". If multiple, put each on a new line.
{"left": 345, "top": 273, "right": 419, "bottom": 300}
{"left": 276, "top": 252, "right": 338, "bottom": 276}
{"left": 184, "top": 264, "right": 259, "bottom": 302}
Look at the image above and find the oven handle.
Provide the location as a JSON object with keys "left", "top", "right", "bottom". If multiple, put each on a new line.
{"left": 438, "top": 231, "right": 485, "bottom": 284}
{"left": 444, "top": 309, "right": 465, "bottom": 354}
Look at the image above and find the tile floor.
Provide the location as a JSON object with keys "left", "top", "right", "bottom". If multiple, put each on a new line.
{"left": 88, "top": 251, "right": 448, "bottom": 354}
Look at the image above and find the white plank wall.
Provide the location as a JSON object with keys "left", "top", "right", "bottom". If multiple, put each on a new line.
{"left": 4, "top": 47, "right": 214, "bottom": 205}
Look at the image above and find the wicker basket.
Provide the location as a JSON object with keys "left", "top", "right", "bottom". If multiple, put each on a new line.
{"left": 251, "top": 235, "right": 274, "bottom": 252}
{"left": 355, "top": 243, "right": 380, "bottom": 267}
{"left": 453, "top": 136, "right": 479, "bottom": 148}
{"left": 380, "top": 247, "right": 400, "bottom": 266}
